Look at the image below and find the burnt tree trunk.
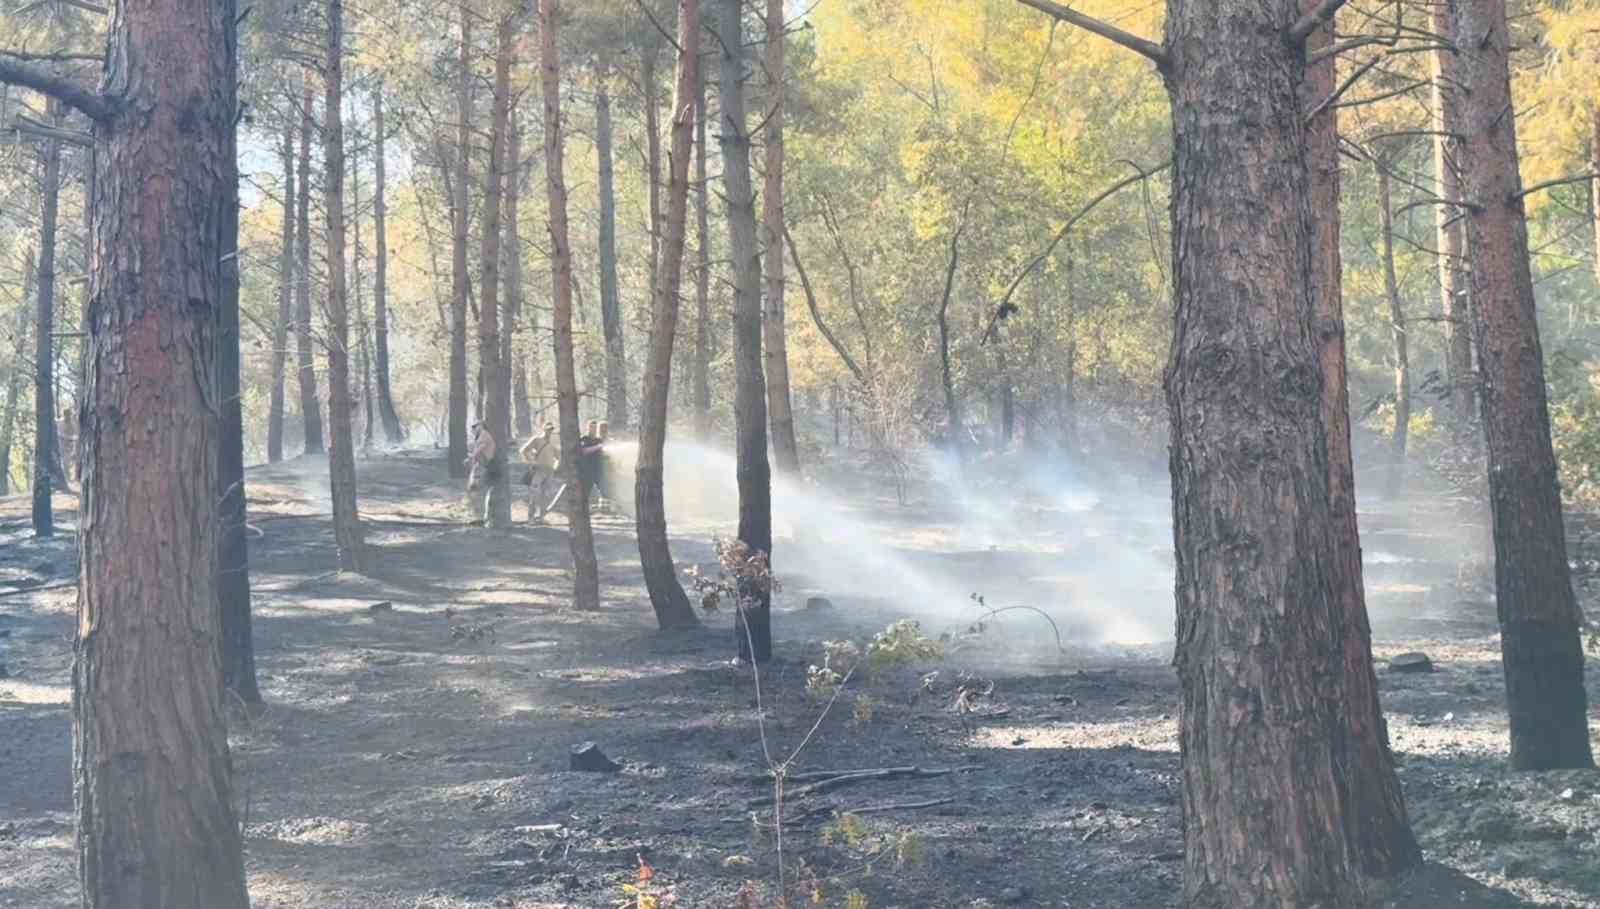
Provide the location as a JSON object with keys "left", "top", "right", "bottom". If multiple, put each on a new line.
{"left": 448, "top": 6, "right": 472, "bottom": 478}
{"left": 762, "top": 0, "right": 800, "bottom": 476}
{"left": 0, "top": 251, "right": 36, "bottom": 497}
{"left": 296, "top": 79, "right": 324, "bottom": 456}
{"left": 478, "top": 11, "right": 516, "bottom": 529}
{"left": 595, "top": 57, "right": 629, "bottom": 431}
{"left": 268, "top": 117, "right": 294, "bottom": 463}
{"left": 352, "top": 138, "right": 374, "bottom": 449}
{"left": 324, "top": 0, "right": 367, "bottom": 572}
{"left": 692, "top": 61, "right": 712, "bottom": 440}
{"left": 542, "top": 0, "right": 601, "bottom": 611}
{"left": 1378, "top": 161, "right": 1410, "bottom": 488}
{"left": 72, "top": 0, "right": 251, "bottom": 897}
{"left": 373, "top": 85, "right": 405, "bottom": 443}
{"left": 636, "top": 0, "right": 701, "bottom": 631}
{"left": 507, "top": 112, "right": 532, "bottom": 437}
{"left": 935, "top": 214, "right": 966, "bottom": 463}
{"left": 718, "top": 0, "right": 772, "bottom": 663}
{"left": 1432, "top": 0, "right": 1475, "bottom": 439}
{"left": 33, "top": 114, "right": 61, "bottom": 538}
{"left": 1456, "top": 0, "right": 1594, "bottom": 771}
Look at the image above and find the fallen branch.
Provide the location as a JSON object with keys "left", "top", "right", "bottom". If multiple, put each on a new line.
{"left": 840, "top": 797, "right": 955, "bottom": 816}
{"left": 748, "top": 765, "right": 982, "bottom": 807}
{"left": 0, "top": 580, "right": 76, "bottom": 598}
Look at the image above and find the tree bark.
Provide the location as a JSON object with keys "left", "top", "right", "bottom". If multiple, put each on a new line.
{"left": 643, "top": 47, "right": 663, "bottom": 300}
{"left": 508, "top": 112, "right": 532, "bottom": 438}
{"left": 761, "top": 0, "right": 800, "bottom": 476}
{"left": 692, "top": 61, "right": 713, "bottom": 440}
{"left": 1432, "top": 0, "right": 1475, "bottom": 439}
{"left": 33, "top": 111, "right": 61, "bottom": 538}
{"left": 1378, "top": 161, "right": 1410, "bottom": 489}
{"left": 935, "top": 213, "right": 967, "bottom": 463}
{"left": 478, "top": 10, "right": 517, "bottom": 530}
{"left": 1456, "top": 0, "right": 1594, "bottom": 771}
{"left": 218, "top": 18, "right": 260, "bottom": 707}
{"left": 296, "top": 78, "right": 324, "bottom": 456}
{"left": 73, "top": 0, "right": 251, "bottom": 897}
{"left": 0, "top": 251, "right": 36, "bottom": 497}
{"left": 595, "top": 57, "right": 629, "bottom": 431}
{"left": 543, "top": 0, "right": 601, "bottom": 611}
{"left": 324, "top": 0, "right": 367, "bottom": 572}
{"left": 1303, "top": 1, "right": 1420, "bottom": 875}
{"left": 352, "top": 133, "right": 374, "bottom": 450}
{"left": 1591, "top": 105, "right": 1599, "bottom": 293}
{"left": 448, "top": 5, "right": 473, "bottom": 478}
{"left": 718, "top": 0, "right": 773, "bottom": 663}
{"left": 373, "top": 85, "right": 405, "bottom": 444}
{"left": 268, "top": 117, "right": 294, "bottom": 463}
{"left": 636, "top": 0, "right": 702, "bottom": 631}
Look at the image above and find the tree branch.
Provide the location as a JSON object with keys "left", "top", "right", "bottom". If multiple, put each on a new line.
{"left": 1513, "top": 172, "right": 1596, "bottom": 201}
{"left": 784, "top": 223, "right": 865, "bottom": 385}
{"left": 0, "top": 49, "right": 102, "bottom": 63}
{"left": 1012, "top": 0, "right": 1167, "bottom": 70}
{"left": 0, "top": 58, "right": 113, "bottom": 121}
{"left": 11, "top": 111, "right": 91, "bottom": 146}
{"left": 1289, "top": 0, "right": 1347, "bottom": 43}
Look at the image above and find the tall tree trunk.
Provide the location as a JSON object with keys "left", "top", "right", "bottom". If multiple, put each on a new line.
{"left": 373, "top": 86, "right": 405, "bottom": 443}
{"left": 32, "top": 110, "right": 61, "bottom": 537}
{"left": 1432, "top": 0, "right": 1475, "bottom": 439}
{"left": 692, "top": 62, "right": 712, "bottom": 440}
{"left": 1456, "top": 0, "right": 1594, "bottom": 771}
{"left": 218, "top": 16, "right": 260, "bottom": 707}
{"left": 935, "top": 214, "right": 966, "bottom": 463}
{"left": 1591, "top": 104, "right": 1599, "bottom": 293}
{"left": 1161, "top": 1, "right": 1408, "bottom": 903}
{"left": 1378, "top": 161, "right": 1410, "bottom": 488}
{"left": 0, "top": 251, "right": 36, "bottom": 497}
{"left": 762, "top": 0, "right": 800, "bottom": 476}
{"left": 324, "top": 0, "right": 367, "bottom": 572}
{"left": 352, "top": 136, "right": 374, "bottom": 449}
{"left": 637, "top": 0, "right": 701, "bottom": 631}
{"left": 1302, "top": 1, "right": 1420, "bottom": 875}
{"left": 448, "top": 5, "right": 472, "bottom": 478}
{"left": 296, "top": 79, "right": 324, "bottom": 455}
{"left": 1061, "top": 250, "right": 1077, "bottom": 452}
{"left": 508, "top": 113, "right": 532, "bottom": 438}
{"left": 542, "top": 0, "right": 601, "bottom": 611}
{"left": 478, "top": 11, "right": 516, "bottom": 530}
{"left": 73, "top": 0, "right": 251, "bottom": 896}
{"left": 643, "top": 47, "right": 663, "bottom": 299}
{"left": 996, "top": 347, "right": 1015, "bottom": 446}
{"left": 268, "top": 117, "right": 294, "bottom": 463}
{"left": 595, "top": 57, "right": 629, "bottom": 431}
{"left": 718, "top": 0, "right": 772, "bottom": 663}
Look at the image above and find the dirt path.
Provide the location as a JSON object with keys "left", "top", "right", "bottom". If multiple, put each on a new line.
{"left": 2, "top": 449, "right": 1597, "bottom": 908}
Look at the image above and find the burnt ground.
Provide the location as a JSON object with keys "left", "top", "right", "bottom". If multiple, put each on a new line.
{"left": 1, "top": 447, "right": 1598, "bottom": 908}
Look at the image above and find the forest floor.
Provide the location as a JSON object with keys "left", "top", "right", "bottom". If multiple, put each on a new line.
{"left": 2, "top": 443, "right": 1599, "bottom": 908}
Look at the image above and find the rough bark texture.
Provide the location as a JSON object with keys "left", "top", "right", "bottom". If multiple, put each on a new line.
{"left": 268, "top": 119, "right": 294, "bottom": 463}
{"left": 373, "top": 86, "right": 405, "bottom": 444}
{"left": 73, "top": 0, "right": 251, "bottom": 896}
{"left": 762, "top": 0, "right": 800, "bottom": 476}
{"left": 478, "top": 12, "right": 516, "bottom": 530}
{"left": 936, "top": 218, "right": 965, "bottom": 462}
{"left": 543, "top": 0, "right": 601, "bottom": 611}
{"left": 643, "top": 47, "right": 663, "bottom": 300}
{"left": 448, "top": 7, "right": 472, "bottom": 477}
{"left": 218, "top": 13, "right": 260, "bottom": 706}
{"left": 1303, "top": 3, "right": 1420, "bottom": 876}
{"left": 692, "top": 62, "right": 712, "bottom": 440}
{"left": 1162, "top": 2, "right": 1399, "bottom": 904}
{"left": 637, "top": 0, "right": 701, "bottom": 631}
{"left": 33, "top": 120, "right": 60, "bottom": 537}
{"left": 296, "top": 79, "right": 324, "bottom": 456}
{"left": 1, "top": 252, "right": 36, "bottom": 497}
{"left": 325, "top": 0, "right": 367, "bottom": 572}
{"left": 1592, "top": 105, "right": 1599, "bottom": 292}
{"left": 595, "top": 58, "right": 629, "bottom": 431}
{"left": 718, "top": 0, "right": 773, "bottom": 663}
{"left": 1456, "top": 0, "right": 1594, "bottom": 771}
{"left": 1378, "top": 163, "right": 1410, "bottom": 481}
{"left": 352, "top": 143, "right": 373, "bottom": 448}
{"left": 508, "top": 113, "right": 532, "bottom": 438}
{"left": 1432, "top": 0, "right": 1475, "bottom": 438}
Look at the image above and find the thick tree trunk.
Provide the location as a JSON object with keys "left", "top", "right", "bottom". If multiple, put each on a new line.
{"left": 268, "top": 119, "right": 294, "bottom": 463}
{"left": 478, "top": 12, "right": 516, "bottom": 530}
{"left": 1432, "top": 0, "right": 1475, "bottom": 439}
{"left": 507, "top": 113, "right": 532, "bottom": 438}
{"left": 762, "top": 0, "right": 800, "bottom": 476}
{"left": 1303, "top": 3, "right": 1420, "bottom": 876}
{"left": 324, "top": 0, "right": 367, "bottom": 572}
{"left": 218, "top": 22, "right": 260, "bottom": 707}
{"left": 692, "top": 62, "right": 712, "bottom": 440}
{"left": 73, "top": 0, "right": 251, "bottom": 897}
{"left": 373, "top": 86, "right": 405, "bottom": 444}
{"left": 1456, "top": 0, "right": 1594, "bottom": 771}
{"left": 1161, "top": 2, "right": 1409, "bottom": 904}
{"left": 542, "top": 0, "right": 601, "bottom": 611}
{"left": 637, "top": 0, "right": 701, "bottom": 631}
{"left": 643, "top": 48, "right": 663, "bottom": 299}
{"left": 296, "top": 79, "right": 324, "bottom": 456}
{"left": 1378, "top": 162, "right": 1410, "bottom": 486}
{"left": 595, "top": 58, "right": 629, "bottom": 431}
{"left": 33, "top": 118, "right": 60, "bottom": 537}
{"left": 718, "top": 0, "right": 772, "bottom": 663}
{"left": 448, "top": 7, "right": 472, "bottom": 478}
{"left": 0, "top": 252, "right": 36, "bottom": 497}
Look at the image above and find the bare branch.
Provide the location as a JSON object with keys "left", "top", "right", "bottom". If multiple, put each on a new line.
{"left": 1514, "top": 172, "right": 1596, "bottom": 201}
{"left": 0, "top": 49, "right": 101, "bottom": 63}
{"left": 11, "top": 111, "right": 91, "bottom": 146}
{"left": 1305, "top": 53, "right": 1381, "bottom": 122}
{"left": 1012, "top": 0, "right": 1167, "bottom": 70}
{"left": 1289, "top": 0, "right": 1347, "bottom": 43}
{"left": 784, "top": 223, "right": 864, "bottom": 385}
{"left": 0, "top": 58, "right": 113, "bottom": 121}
